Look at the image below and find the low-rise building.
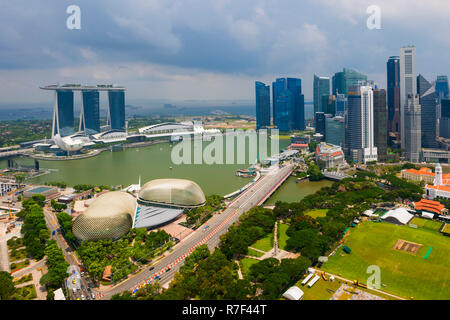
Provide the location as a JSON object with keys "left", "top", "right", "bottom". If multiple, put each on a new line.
{"left": 315, "top": 142, "right": 345, "bottom": 169}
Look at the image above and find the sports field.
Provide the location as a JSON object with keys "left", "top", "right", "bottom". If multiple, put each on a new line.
{"left": 410, "top": 217, "right": 443, "bottom": 232}
{"left": 322, "top": 221, "right": 450, "bottom": 300}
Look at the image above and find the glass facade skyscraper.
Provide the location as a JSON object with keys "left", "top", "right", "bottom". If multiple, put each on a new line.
{"left": 404, "top": 94, "right": 421, "bottom": 162}
{"left": 387, "top": 56, "right": 401, "bottom": 133}
{"left": 108, "top": 91, "right": 126, "bottom": 131}
{"left": 325, "top": 116, "right": 345, "bottom": 147}
{"left": 287, "top": 78, "right": 305, "bottom": 131}
{"left": 436, "top": 76, "right": 449, "bottom": 100}
{"left": 313, "top": 75, "right": 330, "bottom": 114}
{"left": 335, "top": 94, "right": 347, "bottom": 117}
{"left": 345, "top": 85, "right": 377, "bottom": 163}
{"left": 255, "top": 81, "right": 271, "bottom": 130}
{"left": 271, "top": 77, "right": 304, "bottom": 131}
{"left": 373, "top": 89, "right": 388, "bottom": 161}
{"left": 439, "top": 99, "right": 450, "bottom": 139}
{"left": 400, "top": 46, "right": 417, "bottom": 149}
{"left": 81, "top": 90, "right": 100, "bottom": 135}
{"left": 416, "top": 75, "right": 437, "bottom": 149}
{"left": 55, "top": 90, "right": 74, "bottom": 137}
{"left": 272, "top": 78, "right": 286, "bottom": 127}
{"left": 332, "top": 68, "right": 367, "bottom": 96}
{"left": 274, "top": 89, "right": 293, "bottom": 132}
{"left": 315, "top": 112, "right": 326, "bottom": 137}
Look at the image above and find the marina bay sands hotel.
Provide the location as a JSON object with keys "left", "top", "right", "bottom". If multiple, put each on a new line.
{"left": 40, "top": 84, "right": 126, "bottom": 138}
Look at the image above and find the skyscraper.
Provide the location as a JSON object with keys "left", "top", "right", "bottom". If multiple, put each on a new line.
{"left": 313, "top": 75, "right": 330, "bottom": 114}
{"left": 387, "top": 56, "right": 401, "bottom": 133}
{"left": 417, "top": 75, "right": 437, "bottom": 148}
{"left": 255, "top": 81, "right": 271, "bottom": 130}
{"left": 108, "top": 91, "right": 126, "bottom": 131}
{"left": 345, "top": 85, "right": 377, "bottom": 163}
{"left": 80, "top": 90, "right": 100, "bottom": 135}
{"left": 53, "top": 90, "right": 74, "bottom": 137}
{"left": 332, "top": 68, "right": 368, "bottom": 96}
{"left": 315, "top": 112, "right": 326, "bottom": 137}
{"left": 439, "top": 99, "right": 450, "bottom": 139}
{"left": 335, "top": 94, "right": 347, "bottom": 117}
{"left": 272, "top": 78, "right": 286, "bottom": 126}
{"left": 325, "top": 116, "right": 345, "bottom": 147}
{"left": 373, "top": 89, "right": 388, "bottom": 162}
{"left": 274, "top": 89, "right": 293, "bottom": 132}
{"left": 404, "top": 93, "right": 421, "bottom": 162}
{"left": 272, "top": 77, "right": 304, "bottom": 131}
{"left": 287, "top": 78, "right": 305, "bottom": 131}
{"left": 400, "top": 46, "right": 417, "bottom": 148}
{"left": 436, "top": 76, "right": 449, "bottom": 100}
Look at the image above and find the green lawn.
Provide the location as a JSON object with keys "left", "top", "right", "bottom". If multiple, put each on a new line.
{"left": 442, "top": 224, "right": 450, "bottom": 234}
{"left": 9, "top": 248, "right": 28, "bottom": 262}
{"left": 12, "top": 284, "right": 37, "bottom": 300}
{"left": 305, "top": 209, "right": 328, "bottom": 219}
{"left": 322, "top": 221, "right": 450, "bottom": 300}
{"left": 410, "top": 217, "right": 443, "bottom": 232}
{"left": 278, "top": 223, "right": 290, "bottom": 250}
{"left": 247, "top": 248, "right": 264, "bottom": 257}
{"left": 239, "top": 258, "right": 260, "bottom": 277}
{"left": 251, "top": 233, "right": 274, "bottom": 252}
{"left": 10, "top": 259, "right": 30, "bottom": 272}
{"left": 295, "top": 276, "right": 342, "bottom": 300}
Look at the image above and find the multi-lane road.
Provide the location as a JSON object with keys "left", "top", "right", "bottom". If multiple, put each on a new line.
{"left": 43, "top": 206, "right": 96, "bottom": 300}
{"left": 100, "top": 163, "right": 295, "bottom": 299}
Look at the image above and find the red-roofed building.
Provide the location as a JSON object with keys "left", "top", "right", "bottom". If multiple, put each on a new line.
{"left": 414, "top": 199, "right": 446, "bottom": 215}
{"left": 315, "top": 142, "right": 345, "bottom": 169}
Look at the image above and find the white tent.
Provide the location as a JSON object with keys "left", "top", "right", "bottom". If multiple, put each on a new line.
{"left": 362, "top": 209, "right": 374, "bottom": 217}
{"left": 421, "top": 211, "right": 434, "bottom": 220}
{"left": 282, "top": 286, "right": 304, "bottom": 300}
{"left": 381, "top": 207, "right": 414, "bottom": 225}
{"left": 54, "top": 288, "right": 66, "bottom": 300}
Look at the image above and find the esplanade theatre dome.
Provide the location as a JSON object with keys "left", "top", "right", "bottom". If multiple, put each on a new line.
{"left": 138, "top": 179, "right": 206, "bottom": 207}
{"left": 73, "top": 191, "right": 136, "bottom": 241}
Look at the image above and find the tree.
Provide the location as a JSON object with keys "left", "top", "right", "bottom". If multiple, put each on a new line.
{"left": 0, "top": 271, "right": 15, "bottom": 300}
{"left": 31, "top": 194, "right": 46, "bottom": 207}
{"left": 307, "top": 163, "right": 324, "bottom": 181}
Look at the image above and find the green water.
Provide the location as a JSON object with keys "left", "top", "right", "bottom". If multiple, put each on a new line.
{"left": 1, "top": 139, "right": 292, "bottom": 197}
{"left": 2, "top": 139, "right": 332, "bottom": 200}
{"left": 264, "top": 177, "right": 333, "bottom": 205}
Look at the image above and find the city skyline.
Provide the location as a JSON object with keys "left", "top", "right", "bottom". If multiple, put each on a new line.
{"left": 1, "top": 1, "right": 450, "bottom": 104}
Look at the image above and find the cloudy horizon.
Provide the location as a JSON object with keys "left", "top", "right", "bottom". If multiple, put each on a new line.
{"left": 1, "top": 0, "right": 450, "bottom": 104}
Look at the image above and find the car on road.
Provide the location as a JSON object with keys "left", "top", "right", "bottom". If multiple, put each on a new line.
{"left": 149, "top": 266, "right": 155, "bottom": 271}
{"left": 73, "top": 288, "right": 77, "bottom": 294}
{"left": 91, "top": 293, "right": 96, "bottom": 299}
{"left": 154, "top": 275, "right": 160, "bottom": 280}
{"left": 72, "top": 279, "right": 76, "bottom": 284}
{"left": 81, "top": 294, "right": 85, "bottom": 300}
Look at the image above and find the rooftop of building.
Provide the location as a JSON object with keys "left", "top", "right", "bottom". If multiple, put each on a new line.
{"left": 40, "top": 84, "right": 126, "bottom": 91}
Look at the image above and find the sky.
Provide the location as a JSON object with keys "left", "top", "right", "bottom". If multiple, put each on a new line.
{"left": 1, "top": 0, "right": 450, "bottom": 105}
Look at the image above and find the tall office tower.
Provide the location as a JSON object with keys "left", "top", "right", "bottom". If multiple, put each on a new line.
{"left": 287, "top": 78, "right": 305, "bottom": 130}
{"left": 439, "top": 99, "right": 450, "bottom": 139}
{"left": 436, "top": 76, "right": 449, "bottom": 100}
{"left": 404, "top": 94, "right": 421, "bottom": 162}
{"left": 335, "top": 94, "right": 347, "bottom": 117}
{"left": 272, "top": 78, "right": 287, "bottom": 126}
{"left": 373, "top": 89, "right": 388, "bottom": 162}
{"left": 400, "top": 46, "right": 417, "bottom": 149}
{"left": 332, "top": 68, "right": 368, "bottom": 96}
{"left": 108, "top": 91, "right": 126, "bottom": 131}
{"left": 313, "top": 75, "right": 330, "bottom": 114}
{"left": 346, "top": 85, "right": 377, "bottom": 163}
{"left": 52, "top": 90, "right": 74, "bottom": 137}
{"left": 321, "top": 95, "right": 336, "bottom": 116}
{"left": 255, "top": 81, "right": 271, "bottom": 130}
{"left": 387, "top": 56, "right": 401, "bottom": 133}
{"left": 436, "top": 76, "right": 449, "bottom": 124}
{"left": 315, "top": 112, "right": 326, "bottom": 136}
{"left": 80, "top": 90, "right": 100, "bottom": 135}
{"left": 417, "top": 75, "right": 438, "bottom": 148}
{"left": 325, "top": 116, "right": 345, "bottom": 147}
{"left": 274, "top": 89, "right": 293, "bottom": 132}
